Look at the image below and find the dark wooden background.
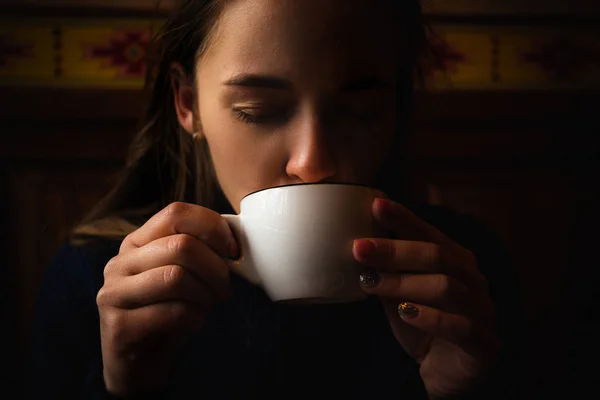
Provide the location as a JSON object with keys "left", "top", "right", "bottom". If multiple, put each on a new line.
{"left": 1, "top": 1, "right": 599, "bottom": 398}
{"left": 2, "top": 87, "right": 598, "bottom": 397}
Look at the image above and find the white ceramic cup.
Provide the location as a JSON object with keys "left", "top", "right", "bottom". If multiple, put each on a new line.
{"left": 222, "top": 183, "right": 385, "bottom": 304}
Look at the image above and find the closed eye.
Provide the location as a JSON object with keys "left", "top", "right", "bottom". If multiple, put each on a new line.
{"left": 232, "top": 105, "right": 291, "bottom": 125}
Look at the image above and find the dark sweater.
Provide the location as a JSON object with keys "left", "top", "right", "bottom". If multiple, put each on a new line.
{"left": 29, "top": 203, "right": 523, "bottom": 399}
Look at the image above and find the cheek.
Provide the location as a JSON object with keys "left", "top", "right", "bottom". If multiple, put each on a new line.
{"left": 197, "top": 101, "right": 287, "bottom": 197}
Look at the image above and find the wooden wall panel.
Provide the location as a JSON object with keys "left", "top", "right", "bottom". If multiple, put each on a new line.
{"left": 6, "top": 165, "right": 121, "bottom": 343}
{"left": 418, "top": 167, "right": 577, "bottom": 315}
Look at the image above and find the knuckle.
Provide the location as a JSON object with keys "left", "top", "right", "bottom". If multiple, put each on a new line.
{"left": 119, "top": 236, "right": 133, "bottom": 253}
{"left": 120, "top": 228, "right": 141, "bottom": 252}
{"left": 119, "top": 238, "right": 130, "bottom": 253}
{"left": 96, "top": 286, "right": 112, "bottom": 307}
{"left": 101, "top": 309, "right": 129, "bottom": 341}
{"left": 425, "top": 243, "right": 442, "bottom": 266}
{"left": 434, "top": 274, "right": 452, "bottom": 299}
{"left": 103, "top": 257, "right": 120, "bottom": 280}
{"left": 164, "top": 201, "right": 190, "bottom": 220}
{"left": 168, "top": 234, "right": 196, "bottom": 256}
{"left": 386, "top": 240, "right": 399, "bottom": 260}
{"left": 162, "top": 265, "right": 186, "bottom": 289}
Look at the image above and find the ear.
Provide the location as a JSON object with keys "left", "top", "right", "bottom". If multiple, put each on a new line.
{"left": 171, "top": 63, "right": 197, "bottom": 135}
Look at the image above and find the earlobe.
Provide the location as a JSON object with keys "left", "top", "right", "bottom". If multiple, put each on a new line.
{"left": 171, "top": 63, "right": 196, "bottom": 135}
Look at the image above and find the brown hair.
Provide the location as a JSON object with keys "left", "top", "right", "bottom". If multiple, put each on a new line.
{"left": 72, "top": 0, "right": 427, "bottom": 242}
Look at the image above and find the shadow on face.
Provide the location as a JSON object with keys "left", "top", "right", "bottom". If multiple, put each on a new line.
{"left": 195, "top": 0, "right": 403, "bottom": 211}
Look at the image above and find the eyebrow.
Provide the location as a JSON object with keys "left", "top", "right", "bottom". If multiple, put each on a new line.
{"left": 222, "top": 74, "right": 388, "bottom": 92}
{"left": 223, "top": 74, "right": 292, "bottom": 89}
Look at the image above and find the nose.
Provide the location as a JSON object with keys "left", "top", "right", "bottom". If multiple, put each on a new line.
{"left": 285, "top": 117, "right": 337, "bottom": 183}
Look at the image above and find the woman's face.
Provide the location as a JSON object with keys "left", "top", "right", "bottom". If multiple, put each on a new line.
{"left": 195, "top": 0, "right": 400, "bottom": 212}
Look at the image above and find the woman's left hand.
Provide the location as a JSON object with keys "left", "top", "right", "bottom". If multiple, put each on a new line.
{"left": 353, "top": 198, "right": 500, "bottom": 400}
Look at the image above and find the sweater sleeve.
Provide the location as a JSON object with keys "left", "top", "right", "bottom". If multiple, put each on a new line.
{"left": 28, "top": 241, "right": 121, "bottom": 399}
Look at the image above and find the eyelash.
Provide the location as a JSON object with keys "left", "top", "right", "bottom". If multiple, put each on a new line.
{"left": 234, "top": 110, "right": 265, "bottom": 125}
{"left": 233, "top": 103, "right": 383, "bottom": 126}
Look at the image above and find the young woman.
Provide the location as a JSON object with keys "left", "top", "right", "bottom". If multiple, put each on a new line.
{"left": 30, "top": 0, "right": 522, "bottom": 398}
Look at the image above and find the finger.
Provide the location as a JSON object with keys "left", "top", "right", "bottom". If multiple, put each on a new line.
{"left": 120, "top": 202, "right": 238, "bottom": 259}
{"left": 100, "top": 304, "right": 196, "bottom": 396}
{"left": 353, "top": 238, "right": 486, "bottom": 291}
{"left": 394, "top": 302, "right": 499, "bottom": 359}
{"left": 359, "top": 272, "right": 471, "bottom": 315}
{"left": 98, "top": 265, "right": 216, "bottom": 310}
{"left": 354, "top": 239, "right": 448, "bottom": 273}
{"left": 372, "top": 198, "right": 448, "bottom": 244}
{"left": 363, "top": 272, "right": 496, "bottom": 328}
{"left": 372, "top": 198, "right": 482, "bottom": 279}
{"left": 101, "top": 301, "right": 205, "bottom": 349}
{"left": 106, "top": 234, "right": 230, "bottom": 300}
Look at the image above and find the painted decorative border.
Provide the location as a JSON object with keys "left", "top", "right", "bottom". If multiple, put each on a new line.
{"left": 0, "top": 19, "right": 160, "bottom": 88}
{"left": 423, "top": 25, "right": 600, "bottom": 90}
{"left": 426, "top": 0, "right": 600, "bottom": 16}
{"left": 1, "top": 18, "right": 599, "bottom": 90}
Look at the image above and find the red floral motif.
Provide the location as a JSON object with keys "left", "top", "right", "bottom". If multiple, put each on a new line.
{"left": 421, "top": 34, "right": 466, "bottom": 76}
{"left": 0, "top": 36, "right": 33, "bottom": 67}
{"left": 84, "top": 31, "right": 150, "bottom": 77}
{"left": 521, "top": 37, "right": 600, "bottom": 81}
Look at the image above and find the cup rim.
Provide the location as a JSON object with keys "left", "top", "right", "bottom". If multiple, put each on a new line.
{"left": 241, "top": 182, "right": 376, "bottom": 201}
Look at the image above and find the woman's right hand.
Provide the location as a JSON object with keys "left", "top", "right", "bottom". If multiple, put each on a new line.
{"left": 96, "top": 202, "right": 238, "bottom": 396}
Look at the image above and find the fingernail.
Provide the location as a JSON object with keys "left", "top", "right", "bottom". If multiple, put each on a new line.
{"left": 355, "top": 239, "right": 377, "bottom": 259}
{"left": 398, "top": 302, "right": 419, "bottom": 319}
{"left": 227, "top": 237, "right": 239, "bottom": 259}
{"left": 359, "top": 271, "right": 380, "bottom": 287}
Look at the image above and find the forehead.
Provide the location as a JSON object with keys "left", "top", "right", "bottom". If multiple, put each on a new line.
{"left": 202, "top": 0, "right": 400, "bottom": 81}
